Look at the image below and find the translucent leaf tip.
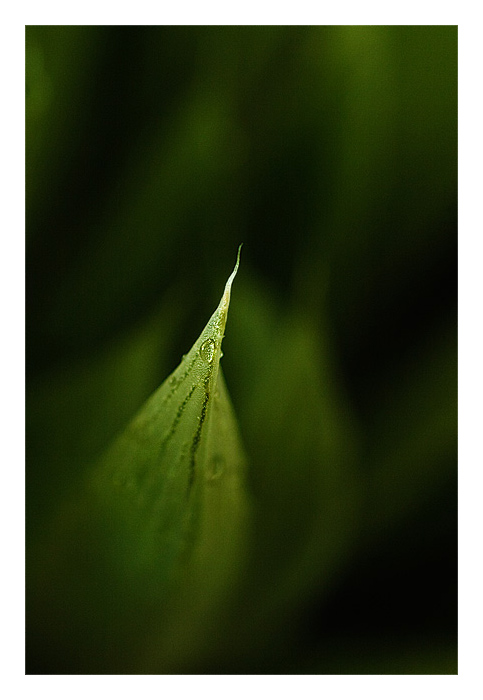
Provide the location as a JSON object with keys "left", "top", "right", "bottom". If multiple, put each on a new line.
{"left": 222, "top": 244, "right": 243, "bottom": 303}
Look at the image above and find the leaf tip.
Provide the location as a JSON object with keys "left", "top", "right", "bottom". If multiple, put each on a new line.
{"left": 222, "top": 244, "right": 243, "bottom": 304}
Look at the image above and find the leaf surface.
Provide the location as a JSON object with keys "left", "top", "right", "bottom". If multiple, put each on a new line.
{"left": 27, "top": 247, "right": 249, "bottom": 673}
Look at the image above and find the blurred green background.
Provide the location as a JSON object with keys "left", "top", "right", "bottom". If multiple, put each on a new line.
{"left": 26, "top": 25, "right": 457, "bottom": 674}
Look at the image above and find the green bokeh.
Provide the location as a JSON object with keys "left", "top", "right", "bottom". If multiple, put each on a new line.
{"left": 26, "top": 26, "right": 457, "bottom": 674}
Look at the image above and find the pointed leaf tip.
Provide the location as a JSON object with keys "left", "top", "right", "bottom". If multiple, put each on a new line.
{"left": 222, "top": 244, "right": 243, "bottom": 304}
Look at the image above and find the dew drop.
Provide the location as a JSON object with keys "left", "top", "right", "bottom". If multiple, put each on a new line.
{"left": 200, "top": 338, "right": 215, "bottom": 363}
{"left": 206, "top": 455, "right": 225, "bottom": 481}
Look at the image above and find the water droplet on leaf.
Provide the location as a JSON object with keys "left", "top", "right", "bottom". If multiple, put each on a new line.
{"left": 206, "top": 455, "right": 225, "bottom": 481}
{"left": 200, "top": 338, "right": 215, "bottom": 363}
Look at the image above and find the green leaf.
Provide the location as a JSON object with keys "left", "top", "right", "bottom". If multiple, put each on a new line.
{"left": 27, "top": 246, "right": 249, "bottom": 674}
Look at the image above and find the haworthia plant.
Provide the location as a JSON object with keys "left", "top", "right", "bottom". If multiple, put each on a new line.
{"left": 27, "top": 247, "right": 249, "bottom": 674}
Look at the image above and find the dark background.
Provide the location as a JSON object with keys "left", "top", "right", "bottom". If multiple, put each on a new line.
{"left": 26, "top": 26, "right": 457, "bottom": 673}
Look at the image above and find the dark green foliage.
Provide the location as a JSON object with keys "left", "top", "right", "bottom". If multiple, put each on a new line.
{"left": 26, "top": 26, "right": 457, "bottom": 674}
